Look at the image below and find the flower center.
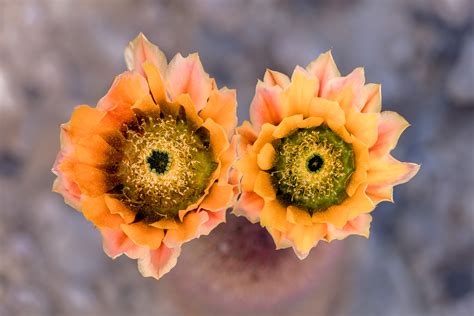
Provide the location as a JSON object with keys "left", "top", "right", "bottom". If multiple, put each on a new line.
{"left": 270, "top": 125, "right": 355, "bottom": 214}
{"left": 147, "top": 150, "right": 170, "bottom": 175}
{"left": 113, "top": 112, "right": 217, "bottom": 223}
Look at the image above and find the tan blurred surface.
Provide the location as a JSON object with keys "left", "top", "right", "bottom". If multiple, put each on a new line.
{"left": 0, "top": 1, "right": 473, "bottom": 315}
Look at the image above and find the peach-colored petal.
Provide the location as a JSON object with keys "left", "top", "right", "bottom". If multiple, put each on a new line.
{"left": 150, "top": 219, "right": 179, "bottom": 230}
{"left": 266, "top": 227, "right": 293, "bottom": 250}
{"left": 163, "top": 211, "right": 209, "bottom": 248}
{"left": 104, "top": 195, "right": 136, "bottom": 224}
{"left": 306, "top": 50, "right": 341, "bottom": 96}
{"left": 198, "top": 209, "right": 226, "bottom": 236}
{"left": 272, "top": 114, "right": 304, "bottom": 139}
{"left": 254, "top": 171, "right": 276, "bottom": 200}
{"left": 252, "top": 123, "right": 277, "bottom": 152}
{"left": 263, "top": 69, "right": 290, "bottom": 88}
{"left": 137, "top": 244, "right": 181, "bottom": 280}
{"left": 288, "top": 223, "right": 327, "bottom": 260}
{"left": 367, "top": 155, "right": 420, "bottom": 187}
{"left": 281, "top": 67, "right": 318, "bottom": 117}
{"left": 52, "top": 176, "right": 81, "bottom": 210}
{"left": 218, "top": 135, "right": 237, "bottom": 184}
{"left": 81, "top": 195, "right": 124, "bottom": 229}
{"left": 74, "top": 134, "right": 120, "bottom": 167}
{"left": 201, "top": 118, "right": 229, "bottom": 159}
{"left": 366, "top": 184, "right": 394, "bottom": 205}
{"left": 200, "top": 184, "right": 234, "bottom": 211}
{"left": 234, "top": 191, "right": 264, "bottom": 224}
{"left": 361, "top": 83, "right": 382, "bottom": 113}
{"left": 166, "top": 53, "right": 212, "bottom": 111}
{"left": 325, "top": 214, "right": 372, "bottom": 241}
{"left": 345, "top": 107, "right": 380, "bottom": 147}
{"left": 345, "top": 136, "right": 369, "bottom": 197}
{"left": 124, "top": 33, "right": 167, "bottom": 77}
{"left": 260, "top": 199, "right": 287, "bottom": 231}
{"left": 235, "top": 149, "right": 259, "bottom": 192}
{"left": 72, "top": 163, "right": 119, "bottom": 197}
{"left": 199, "top": 88, "right": 237, "bottom": 138}
{"left": 142, "top": 61, "right": 167, "bottom": 105}
{"left": 370, "top": 111, "right": 410, "bottom": 158}
{"left": 286, "top": 206, "right": 312, "bottom": 226}
{"left": 257, "top": 142, "right": 276, "bottom": 170}
{"left": 173, "top": 94, "right": 204, "bottom": 126}
{"left": 237, "top": 121, "right": 258, "bottom": 148}
{"left": 100, "top": 228, "right": 145, "bottom": 259}
{"left": 307, "top": 97, "right": 345, "bottom": 126}
{"left": 250, "top": 82, "right": 284, "bottom": 131}
{"left": 97, "top": 71, "right": 152, "bottom": 123}
{"left": 321, "top": 67, "right": 365, "bottom": 110}
{"left": 121, "top": 222, "right": 165, "bottom": 249}
{"left": 295, "top": 116, "right": 324, "bottom": 129}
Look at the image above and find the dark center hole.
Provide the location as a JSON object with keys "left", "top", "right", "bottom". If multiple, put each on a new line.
{"left": 147, "top": 150, "right": 170, "bottom": 175}
{"left": 307, "top": 154, "right": 324, "bottom": 173}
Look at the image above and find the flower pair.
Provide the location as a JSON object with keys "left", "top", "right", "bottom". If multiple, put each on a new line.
{"left": 52, "top": 34, "right": 419, "bottom": 279}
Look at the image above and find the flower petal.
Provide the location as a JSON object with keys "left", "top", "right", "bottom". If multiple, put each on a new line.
{"left": 137, "top": 244, "right": 181, "bottom": 280}
{"left": 142, "top": 61, "right": 167, "bottom": 105}
{"left": 345, "top": 107, "right": 380, "bottom": 147}
{"left": 199, "top": 88, "right": 237, "bottom": 137}
{"left": 124, "top": 33, "right": 167, "bottom": 77}
{"left": 286, "top": 206, "right": 313, "bottom": 226}
{"left": 73, "top": 163, "right": 119, "bottom": 197}
{"left": 200, "top": 184, "right": 234, "bottom": 211}
{"left": 272, "top": 114, "right": 304, "bottom": 139}
{"left": 346, "top": 136, "right": 369, "bottom": 197}
{"left": 254, "top": 171, "right": 276, "bottom": 200}
{"left": 201, "top": 118, "right": 229, "bottom": 159}
{"left": 370, "top": 111, "right": 410, "bottom": 158}
{"left": 166, "top": 53, "right": 212, "bottom": 111}
{"left": 121, "top": 222, "right": 165, "bottom": 249}
{"left": 260, "top": 199, "right": 287, "bottom": 231}
{"left": 307, "top": 97, "right": 345, "bottom": 126}
{"left": 163, "top": 211, "right": 209, "bottom": 248}
{"left": 100, "top": 228, "right": 145, "bottom": 259}
{"left": 367, "top": 155, "right": 420, "bottom": 187}
{"left": 325, "top": 213, "right": 372, "bottom": 241}
{"left": 198, "top": 209, "right": 226, "bottom": 236}
{"left": 306, "top": 50, "right": 341, "bottom": 96}
{"left": 263, "top": 69, "right": 290, "bottom": 88}
{"left": 257, "top": 142, "right": 276, "bottom": 171}
{"left": 288, "top": 223, "right": 327, "bottom": 259}
{"left": 321, "top": 67, "right": 365, "bottom": 111}
{"left": 250, "top": 82, "right": 284, "bottom": 131}
{"left": 104, "top": 195, "right": 136, "bottom": 224}
{"left": 81, "top": 195, "right": 124, "bottom": 229}
{"left": 366, "top": 184, "right": 394, "bottom": 205}
{"left": 281, "top": 67, "right": 318, "bottom": 117}
{"left": 361, "top": 83, "right": 382, "bottom": 113}
{"left": 235, "top": 149, "right": 259, "bottom": 192}
{"left": 234, "top": 191, "right": 264, "bottom": 224}
{"left": 253, "top": 123, "right": 277, "bottom": 152}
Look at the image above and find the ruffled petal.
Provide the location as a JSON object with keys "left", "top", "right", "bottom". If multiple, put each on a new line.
{"left": 200, "top": 184, "right": 234, "bottom": 211}
{"left": 260, "top": 199, "right": 288, "bottom": 231}
{"left": 199, "top": 88, "right": 237, "bottom": 137}
{"left": 288, "top": 223, "right": 327, "bottom": 260}
{"left": 325, "top": 214, "right": 372, "bottom": 241}
{"left": 163, "top": 211, "right": 209, "bottom": 248}
{"left": 198, "top": 209, "right": 226, "bottom": 236}
{"left": 367, "top": 155, "right": 420, "bottom": 187}
{"left": 124, "top": 33, "right": 167, "bottom": 77}
{"left": 272, "top": 114, "right": 304, "bottom": 139}
{"left": 234, "top": 191, "right": 264, "bottom": 224}
{"left": 137, "top": 244, "right": 181, "bottom": 280}
{"left": 257, "top": 143, "right": 276, "bottom": 171}
{"left": 142, "top": 61, "right": 168, "bottom": 105}
{"left": 121, "top": 222, "right": 165, "bottom": 249}
{"left": 307, "top": 97, "right": 346, "bottom": 126}
{"left": 263, "top": 69, "right": 290, "bottom": 88}
{"left": 281, "top": 67, "right": 318, "bottom": 117}
{"left": 166, "top": 53, "right": 212, "bottom": 111}
{"left": 345, "top": 107, "right": 380, "bottom": 147}
{"left": 104, "top": 195, "right": 136, "bottom": 224}
{"left": 81, "top": 195, "right": 124, "bottom": 229}
{"left": 100, "top": 228, "right": 145, "bottom": 259}
{"left": 370, "top": 111, "right": 410, "bottom": 158}
{"left": 286, "top": 206, "right": 312, "bottom": 226}
{"left": 321, "top": 67, "right": 365, "bottom": 111}
{"left": 306, "top": 50, "right": 341, "bottom": 96}
{"left": 250, "top": 82, "right": 284, "bottom": 131}
{"left": 254, "top": 171, "right": 276, "bottom": 200}
{"left": 361, "top": 83, "right": 382, "bottom": 113}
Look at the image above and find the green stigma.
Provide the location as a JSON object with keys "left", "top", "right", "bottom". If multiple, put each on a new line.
{"left": 113, "top": 111, "right": 217, "bottom": 223}
{"left": 270, "top": 125, "right": 355, "bottom": 214}
{"left": 147, "top": 150, "right": 170, "bottom": 174}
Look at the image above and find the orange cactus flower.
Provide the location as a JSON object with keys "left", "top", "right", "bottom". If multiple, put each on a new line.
{"left": 52, "top": 34, "right": 237, "bottom": 279}
{"left": 235, "top": 51, "right": 419, "bottom": 259}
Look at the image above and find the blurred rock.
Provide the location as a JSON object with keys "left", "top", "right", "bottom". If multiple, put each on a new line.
{"left": 447, "top": 36, "right": 474, "bottom": 107}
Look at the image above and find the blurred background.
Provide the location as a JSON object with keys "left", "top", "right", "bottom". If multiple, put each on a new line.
{"left": 0, "top": 0, "right": 473, "bottom": 315}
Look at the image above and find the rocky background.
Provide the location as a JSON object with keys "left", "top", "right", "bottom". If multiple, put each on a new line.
{"left": 0, "top": 0, "right": 473, "bottom": 315}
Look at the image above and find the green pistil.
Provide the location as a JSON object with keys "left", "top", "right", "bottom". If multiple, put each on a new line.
{"left": 270, "top": 125, "right": 355, "bottom": 214}
{"left": 147, "top": 150, "right": 170, "bottom": 174}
